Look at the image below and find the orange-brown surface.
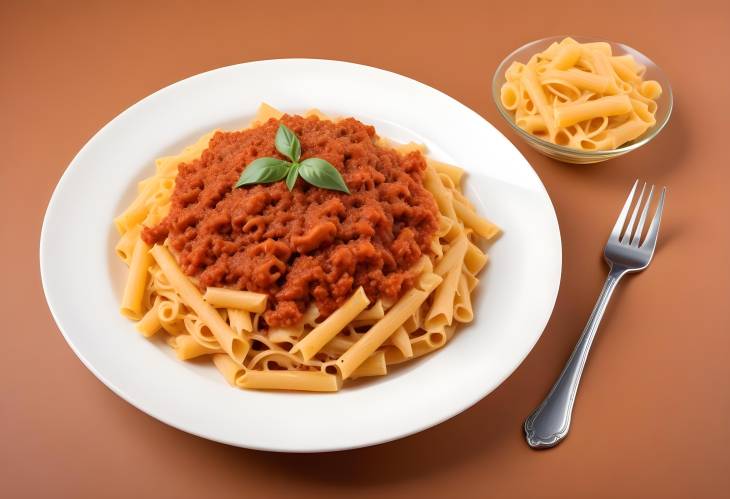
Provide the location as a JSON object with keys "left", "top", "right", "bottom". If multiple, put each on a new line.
{"left": 143, "top": 116, "right": 437, "bottom": 326}
{"left": 2, "top": 1, "right": 729, "bottom": 498}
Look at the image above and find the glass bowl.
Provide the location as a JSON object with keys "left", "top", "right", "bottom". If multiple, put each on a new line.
{"left": 492, "top": 36, "right": 673, "bottom": 164}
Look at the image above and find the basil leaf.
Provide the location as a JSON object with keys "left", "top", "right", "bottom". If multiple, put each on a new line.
{"left": 235, "top": 157, "right": 290, "bottom": 188}
{"left": 286, "top": 162, "right": 300, "bottom": 191}
{"left": 275, "top": 124, "right": 301, "bottom": 162}
{"left": 298, "top": 158, "right": 350, "bottom": 194}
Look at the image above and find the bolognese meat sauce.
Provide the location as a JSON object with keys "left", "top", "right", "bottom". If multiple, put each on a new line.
{"left": 143, "top": 115, "right": 439, "bottom": 327}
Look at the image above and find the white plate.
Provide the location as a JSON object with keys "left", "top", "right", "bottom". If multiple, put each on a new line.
{"left": 40, "top": 59, "right": 561, "bottom": 452}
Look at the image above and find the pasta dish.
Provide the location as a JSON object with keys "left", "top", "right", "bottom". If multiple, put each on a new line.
{"left": 499, "top": 37, "right": 662, "bottom": 151}
{"left": 114, "top": 104, "right": 499, "bottom": 392}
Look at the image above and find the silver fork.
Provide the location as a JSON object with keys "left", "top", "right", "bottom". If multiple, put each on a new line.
{"left": 524, "top": 180, "right": 666, "bottom": 449}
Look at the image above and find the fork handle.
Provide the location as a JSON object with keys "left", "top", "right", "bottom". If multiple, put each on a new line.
{"left": 524, "top": 266, "right": 626, "bottom": 448}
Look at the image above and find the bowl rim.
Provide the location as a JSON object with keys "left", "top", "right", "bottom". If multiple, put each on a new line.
{"left": 491, "top": 35, "right": 673, "bottom": 158}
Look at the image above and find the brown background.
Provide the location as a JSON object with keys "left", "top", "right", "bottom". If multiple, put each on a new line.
{"left": 2, "top": 1, "right": 729, "bottom": 497}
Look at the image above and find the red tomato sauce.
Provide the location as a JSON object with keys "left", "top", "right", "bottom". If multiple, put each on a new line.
{"left": 143, "top": 115, "right": 439, "bottom": 327}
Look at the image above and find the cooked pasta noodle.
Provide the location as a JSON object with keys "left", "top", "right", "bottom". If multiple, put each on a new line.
{"left": 135, "top": 300, "right": 161, "bottom": 337}
{"left": 500, "top": 37, "right": 662, "bottom": 150}
{"left": 115, "top": 104, "right": 500, "bottom": 391}
{"left": 120, "top": 238, "right": 153, "bottom": 320}
{"left": 168, "top": 335, "right": 222, "bottom": 360}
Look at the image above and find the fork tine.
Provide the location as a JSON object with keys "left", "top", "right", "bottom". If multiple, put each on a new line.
{"left": 640, "top": 187, "right": 666, "bottom": 251}
{"left": 622, "top": 182, "right": 646, "bottom": 244}
{"left": 610, "top": 179, "right": 638, "bottom": 241}
{"left": 631, "top": 185, "right": 654, "bottom": 247}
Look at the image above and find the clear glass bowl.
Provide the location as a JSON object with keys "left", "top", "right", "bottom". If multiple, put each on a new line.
{"left": 492, "top": 36, "right": 673, "bottom": 164}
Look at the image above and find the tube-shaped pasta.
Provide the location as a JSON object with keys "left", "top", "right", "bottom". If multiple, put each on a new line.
{"left": 453, "top": 200, "right": 500, "bottom": 240}
{"left": 321, "top": 334, "right": 357, "bottom": 356}
{"left": 212, "top": 354, "right": 246, "bottom": 386}
{"left": 604, "top": 119, "right": 648, "bottom": 147}
{"left": 290, "top": 287, "right": 370, "bottom": 361}
{"left": 500, "top": 81, "right": 520, "bottom": 110}
{"left": 438, "top": 174, "right": 456, "bottom": 193}
{"left": 115, "top": 226, "right": 140, "bottom": 264}
{"left": 611, "top": 54, "right": 645, "bottom": 75}
{"left": 136, "top": 176, "right": 157, "bottom": 194}
{"left": 550, "top": 41, "right": 582, "bottom": 70}
{"left": 639, "top": 80, "right": 662, "bottom": 100}
{"left": 169, "top": 335, "right": 222, "bottom": 360}
{"left": 609, "top": 58, "right": 641, "bottom": 83}
{"left": 383, "top": 335, "right": 444, "bottom": 365}
{"left": 120, "top": 238, "right": 153, "bottom": 320}
{"left": 542, "top": 69, "right": 611, "bottom": 94}
{"left": 554, "top": 95, "right": 632, "bottom": 127}
{"left": 157, "top": 296, "right": 181, "bottom": 322}
{"left": 454, "top": 272, "right": 474, "bottom": 323}
{"left": 464, "top": 240, "right": 488, "bottom": 275}
{"left": 629, "top": 88, "right": 658, "bottom": 114}
{"left": 113, "top": 182, "right": 156, "bottom": 234}
{"left": 135, "top": 300, "right": 161, "bottom": 337}
{"left": 418, "top": 330, "right": 448, "bottom": 349}
{"left": 630, "top": 99, "right": 656, "bottom": 126}
{"left": 426, "top": 235, "right": 469, "bottom": 329}
{"left": 520, "top": 65, "right": 557, "bottom": 138}
{"left": 463, "top": 269, "right": 479, "bottom": 292}
{"left": 388, "top": 326, "right": 413, "bottom": 358}
{"left": 141, "top": 201, "right": 169, "bottom": 227}
{"left": 183, "top": 315, "right": 220, "bottom": 350}
{"left": 434, "top": 234, "right": 468, "bottom": 276}
{"left": 588, "top": 50, "right": 620, "bottom": 94}
{"left": 424, "top": 262, "right": 462, "bottom": 331}
{"left": 239, "top": 370, "right": 341, "bottom": 392}
{"left": 540, "top": 41, "right": 561, "bottom": 60}
{"left": 582, "top": 116, "right": 609, "bottom": 138}
{"left": 505, "top": 61, "right": 525, "bottom": 82}
{"left": 203, "top": 287, "right": 267, "bottom": 313}
{"left": 582, "top": 42, "right": 612, "bottom": 56}
{"left": 415, "top": 264, "right": 441, "bottom": 287}
{"left": 516, "top": 114, "right": 547, "bottom": 134}
{"left": 150, "top": 245, "right": 248, "bottom": 364}
{"left": 437, "top": 216, "right": 454, "bottom": 239}
{"left": 424, "top": 165, "right": 457, "bottom": 220}
{"left": 577, "top": 134, "right": 616, "bottom": 151}
{"left": 336, "top": 273, "right": 442, "bottom": 379}
{"left": 452, "top": 190, "right": 474, "bottom": 214}
{"left": 402, "top": 304, "right": 423, "bottom": 334}
{"left": 431, "top": 160, "right": 465, "bottom": 186}
{"left": 350, "top": 351, "right": 387, "bottom": 379}
{"left": 248, "top": 102, "right": 284, "bottom": 128}
{"left": 544, "top": 80, "right": 581, "bottom": 103}
{"left": 413, "top": 254, "right": 434, "bottom": 276}
{"left": 227, "top": 308, "right": 252, "bottom": 335}
{"left": 430, "top": 237, "right": 444, "bottom": 259}
{"left": 354, "top": 299, "right": 385, "bottom": 322}
{"left": 155, "top": 130, "right": 217, "bottom": 178}
{"left": 444, "top": 218, "right": 463, "bottom": 242}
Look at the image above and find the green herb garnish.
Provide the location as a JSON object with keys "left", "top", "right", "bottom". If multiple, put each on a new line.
{"left": 235, "top": 124, "right": 350, "bottom": 194}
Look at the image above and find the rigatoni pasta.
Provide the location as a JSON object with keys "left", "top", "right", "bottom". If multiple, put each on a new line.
{"left": 115, "top": 103, "right": 500, "bottom": 392}
{"left": 500, "top": 37, "right": 662, "bottom": 151}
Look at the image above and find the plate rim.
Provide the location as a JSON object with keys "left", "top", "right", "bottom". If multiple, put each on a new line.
{"left": 39, "top": 58, "right": 562, "bottom": 452}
